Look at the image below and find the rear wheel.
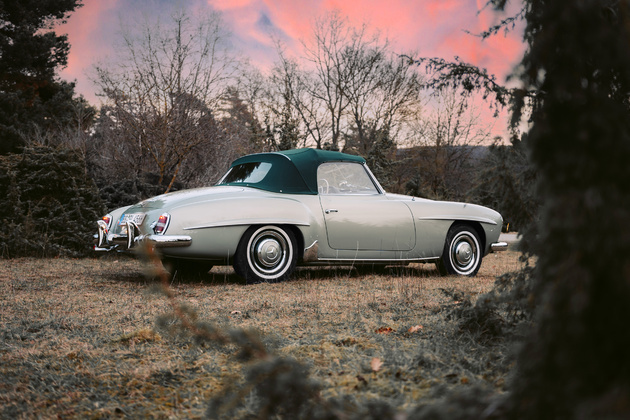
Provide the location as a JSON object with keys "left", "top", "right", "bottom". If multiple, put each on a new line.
{"left": 437, "top": 225, "right": 482, "bottom": 276}
{"left": 234, "top": 225, "right": 297, "bottom": 284}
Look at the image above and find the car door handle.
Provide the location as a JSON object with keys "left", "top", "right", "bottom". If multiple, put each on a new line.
{"left": 325, "top": 209, "right": 338, "bottom": 214}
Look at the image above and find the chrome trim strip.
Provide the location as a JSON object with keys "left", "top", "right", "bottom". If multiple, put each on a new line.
{"left": 417, "top": 215, "right": 498, "bottom": 225}
{"left": 490, "top": 241, "right": 508, "bottom": 252}
{"left": 94, "top": 246, "right": 117, "bottom": 252}
{"left": 141, "top": 234, "right": 192, "bottom": 248}
{"left": 362, "top": 163, "right": 385, "bottom": 194}
{"left": 184, "top": 219, "right": 310, "bottom": 230}
{"left": 317, "top": 256, "right": 439, "bottom": 262}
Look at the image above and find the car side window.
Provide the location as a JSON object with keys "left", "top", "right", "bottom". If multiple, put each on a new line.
{"left": 317, "top": 162, "right": 379, "bottom": 195}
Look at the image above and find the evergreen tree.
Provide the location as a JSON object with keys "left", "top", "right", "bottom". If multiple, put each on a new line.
{"left": 221, "top": 87, "right": 265, "bottom": 153}
{"left": 415, "top": 1, "right": 630, "bottom": 416}
{"left": 0, "top": 146, "right": 105, "bottom": 257}
{"left": 0, "top": 0, "right": 84, "bottom": 154}
{"left": 504, "top": 0, "right": 630, "bottom": 417}
{"left": 471, "top": 135, "right": 537, "bottom": 236}
{"left": 276, "top": 115, "right": 299, "bottom": 151}
{"left": 365, "top": 125, "right": 396, "bottom": 190}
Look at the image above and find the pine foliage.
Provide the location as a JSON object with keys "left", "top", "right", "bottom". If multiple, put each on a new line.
{"left": 0, "top": 0, "right": 84, "bottom": 154}
{"left": 0, "top": 146, "right": 105, "bottom": 257}
{"left": 506, "top": 1, "right": 630, "bottom": 417}
{"left": 471, "top": 136, "right": 538, "bottom": 241}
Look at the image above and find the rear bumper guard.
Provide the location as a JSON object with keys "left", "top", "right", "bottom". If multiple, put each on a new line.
{"left": 94, "top": 220, "right": 192, "bottom": 252}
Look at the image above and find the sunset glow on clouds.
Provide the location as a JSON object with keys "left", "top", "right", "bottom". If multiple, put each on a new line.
{"left": 58, "top": 0, "right": 525, "bottom": 105}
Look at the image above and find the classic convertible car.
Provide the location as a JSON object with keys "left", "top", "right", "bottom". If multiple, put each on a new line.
{"left": 95, "top": 148, "right": 507, "bottom": 282}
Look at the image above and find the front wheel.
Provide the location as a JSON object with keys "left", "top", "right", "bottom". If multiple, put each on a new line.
{"left": 234, "top": 225, "right": 297, "bottom": 284}
{"left": 437, "top": 225, "right": 483, "bottom": 276}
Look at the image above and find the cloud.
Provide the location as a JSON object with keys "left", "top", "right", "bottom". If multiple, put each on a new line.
{"left": 57, "top": 1, "right": 122, "bottom": 101}
{"left": 58, "top": 0, "right": 525, "bottom": 104}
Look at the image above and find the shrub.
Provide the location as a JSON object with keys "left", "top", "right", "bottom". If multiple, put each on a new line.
{"left": 0, "top": 146, "right": 105, "bottom": 257}
{"left": 95, "top": 173, "right": 184, "bottom": 212}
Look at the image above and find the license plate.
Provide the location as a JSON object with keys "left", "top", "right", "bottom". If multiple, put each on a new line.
{"left": 119, "top": 213, "right": 146, "bottom": 226}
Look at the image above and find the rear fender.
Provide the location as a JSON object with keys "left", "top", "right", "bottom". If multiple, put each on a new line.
{"left": 163, "top": 196, "right": 317, "bottom": 260}
{"left": 174, "top": 197, "right": 315, "bottom": 231}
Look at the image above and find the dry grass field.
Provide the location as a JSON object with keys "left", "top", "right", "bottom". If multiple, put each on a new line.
{"left": 0, "top": 250, "right": 524, "bottom": 418}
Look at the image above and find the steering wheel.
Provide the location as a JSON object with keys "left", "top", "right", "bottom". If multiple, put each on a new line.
{"left": 318, "top": 178, "right": 330, "bottom": 194}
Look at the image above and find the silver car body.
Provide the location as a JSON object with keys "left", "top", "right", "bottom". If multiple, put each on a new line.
{"left": 95, "top": 148, "right": 506, "bottom": 280}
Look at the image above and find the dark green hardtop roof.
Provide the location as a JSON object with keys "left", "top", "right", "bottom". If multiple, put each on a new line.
{"left": 219, "top": 148, "right": 366, "bottom": 194}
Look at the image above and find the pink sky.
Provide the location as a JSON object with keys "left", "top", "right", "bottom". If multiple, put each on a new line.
{"left": 58, "top": 0, "right": 525, "bottom": 105}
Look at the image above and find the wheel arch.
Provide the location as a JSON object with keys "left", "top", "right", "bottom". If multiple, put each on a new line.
{"left": 437, "top": 220, "right": 486, "bottom": 276}
{"left": 448, "top": 220, "right": 487, "bottom": 252}
{"left": 237, "top": 223, "right": 305, "bottom": 260}
{"left": 284, "top": 224, "right": 305, "bottom": 261}
{"left": 233, "top": 223, "right": 300, "bottom": 283}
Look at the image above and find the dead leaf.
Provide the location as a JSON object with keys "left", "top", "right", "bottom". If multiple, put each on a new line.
{"left": 116, "top": 329, "right": 161, "bottom": 345}
{"left": 408, "top": 325, "right": 423, "bottom": 333}
{"left": 371, "top": 357, "right": 383, "bottom": 372}
{"left": 375, "top": 327, "right": 394, "bottom": 334}
{"left": 230, "top": 310, "right": 242, "bottom": 315}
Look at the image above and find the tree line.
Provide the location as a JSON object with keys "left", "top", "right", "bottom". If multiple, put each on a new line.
{"left": 0, "top": 1, "right": 524, "bottom": 215}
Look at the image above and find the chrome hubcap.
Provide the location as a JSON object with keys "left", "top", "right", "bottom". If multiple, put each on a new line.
{"left": 256, "top": 238, "right": 282, "bottom": 268}
{"left": 450, "top": 232, "right": 479, "bottom": 274}
{"left": 247, "top": 228, "right": 291, "bottom": 277}
{"left": 454, "top": 242, "right": 473, "bottom": 266}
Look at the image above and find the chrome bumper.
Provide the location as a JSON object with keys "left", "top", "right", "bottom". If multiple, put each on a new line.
{"left": 490, "top": 241, "right": 508, "bottom": 252}
{"left": 94, "top": 220, "right": 192, "bottom": 252}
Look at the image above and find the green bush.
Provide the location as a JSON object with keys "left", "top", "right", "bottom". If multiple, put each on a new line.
{"left": 0, "top": 146, "right": 105, "bottom": 257}
{"left": 95, "top": 174, "right": 183, "bottom": 212}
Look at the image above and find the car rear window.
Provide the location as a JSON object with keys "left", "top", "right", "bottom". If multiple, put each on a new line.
{"left": 219, "top": 162, "right": 272, "bottom": 184}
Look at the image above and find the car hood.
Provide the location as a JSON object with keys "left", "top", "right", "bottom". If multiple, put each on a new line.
{"left": 126, "top": 186, "right": 247, "bottom": 212}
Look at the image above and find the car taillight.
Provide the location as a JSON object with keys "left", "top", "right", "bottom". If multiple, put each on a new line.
{"left": 102, "top": 214, "right": 113, "bottom": 231}
{"left": 153, "top": 213, "right": 170, "bottom": 234}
